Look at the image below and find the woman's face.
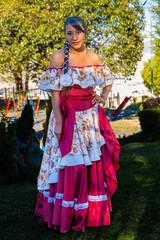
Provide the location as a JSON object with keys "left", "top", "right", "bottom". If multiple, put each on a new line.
{"left": 65, "top": 23, "right": 86, "bottom": 50}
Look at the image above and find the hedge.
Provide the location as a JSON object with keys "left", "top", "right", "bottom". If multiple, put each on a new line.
{"left": 138, "top": 109, "right": 160, "bottom": 139}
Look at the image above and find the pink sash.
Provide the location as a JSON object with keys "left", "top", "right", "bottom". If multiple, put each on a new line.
{"left": 59, "top": 85, "right": 95, "bottom": 157}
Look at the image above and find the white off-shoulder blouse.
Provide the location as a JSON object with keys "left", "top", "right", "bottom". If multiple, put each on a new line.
{"left": 39, "top": 63, "right": 113, "bottom": 91}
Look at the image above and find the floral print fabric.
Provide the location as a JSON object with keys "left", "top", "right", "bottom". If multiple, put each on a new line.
{"left": 37, "top": 105, "right": 105, "bottom": 190}
{"left": 39, "top": 63, "right": 113, "bottom": 92}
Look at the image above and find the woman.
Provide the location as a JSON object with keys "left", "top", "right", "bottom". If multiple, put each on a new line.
{"left": 35, "top": 16, "right": 120, "bottom": 233}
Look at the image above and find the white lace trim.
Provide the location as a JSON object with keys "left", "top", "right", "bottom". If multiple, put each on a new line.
{"left": 55, "top": 192, "right": 63, "bottom": 199}
{"left": 88, "top": 194, "right": 107, "bottom": 201}
{"left": 62, "top": 200, "right": 75, "bottom": 207}
{"left": 40, "top": 190, "right": 49, "bottom": 197}
{"left": 48, "top": 197, "right": 55, "bottom": 203}
{"left": 55, "top": 140, "right": 105, "bottom": 170}
{"left": 74, "top": 202, "right": 89, "bottom": 210}
{"left": 39, "top": 191, "right": 108, "bottom": 208}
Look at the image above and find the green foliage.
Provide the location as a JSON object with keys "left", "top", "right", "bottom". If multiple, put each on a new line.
{"left": 142, "top": 97, "right": 160, "bottom": 110}
{"left": 142, "top": 95, "right": 148, "bottom": 101}
{"left": 0, "top": 0, "right": 145, "bottom": 91}
{"left": 0, "top": 111, "right": 18, "bottom": 179}
{"left": 141, "top": 55, "right": 160, "bottom": 96}
{"left": 43, "top": 94, "right": 52, "bottom": 145}
{"left": 16, "top": 102, "right": 34, "bottom": 143}
{"left": 138, "top": 109, "right": 160, "bottom": 140}
{"left": 152, "top": 0, "right": 160, "bottom": 55}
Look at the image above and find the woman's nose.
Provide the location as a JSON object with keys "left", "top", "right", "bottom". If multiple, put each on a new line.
{"left": 72, "top": 33, "right": 78, "bottom": 40}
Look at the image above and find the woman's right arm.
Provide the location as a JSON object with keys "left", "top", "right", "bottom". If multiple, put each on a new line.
{"left": 51, "top": 90, "right": 62, "bottom": 141}
{"left": 49, "top": 50, "right": 64, "bottom": 141}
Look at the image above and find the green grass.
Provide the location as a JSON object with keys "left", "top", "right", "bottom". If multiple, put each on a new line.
{"left": 0, "top": 142, "right": 160, "bottom": 240}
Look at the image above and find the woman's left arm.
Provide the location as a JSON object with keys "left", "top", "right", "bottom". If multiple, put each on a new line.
{"left": 92, "top": 85, "right": 112, "bottom": 105}
{"left": 91, "top": 52, "right": 113, "bottom": 105}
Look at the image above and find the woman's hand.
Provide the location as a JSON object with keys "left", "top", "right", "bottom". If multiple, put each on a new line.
{"left": 54, "top": 122, "right": 62, "bottom": 141}
{"left": 92, "top": 92, "right": 106, "bottom": 105}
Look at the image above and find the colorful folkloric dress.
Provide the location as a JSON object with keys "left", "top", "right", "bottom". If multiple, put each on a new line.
{"left": 35, "top": 63, "right": 120, "bottom": 233}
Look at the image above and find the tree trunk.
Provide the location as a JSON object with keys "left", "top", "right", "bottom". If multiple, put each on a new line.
{"left": 25, "top": 61, "right": 29, "bottom": 91}
{"left": 16, "top": 78, "right": 23, "bottom": 111}
{"left": 13, "top": 68, "right": 23, "bottom": 111}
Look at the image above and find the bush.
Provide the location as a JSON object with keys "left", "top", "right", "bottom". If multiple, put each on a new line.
{"left": 138, "top": 109, "right": 160, "bottom": 140}
{"left": 0, "top": 106, "right": 42, "bottom": 184}
{"left": 133, "top": 97, "right": 137, "bottom": 104}
{"left": 16, "top": 102, "right": 34, "bottom": 143}
{"left": 143, "top": 97, "right": 160, "bottom": 110}
{"left": 0, "top": 111, "right": 19, "bottom": 180}
{"left": 142, "top": 95, "right": 148, "bottom": 101}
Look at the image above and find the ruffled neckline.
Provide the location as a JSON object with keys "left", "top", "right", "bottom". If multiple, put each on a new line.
{"left": 48, "top": 63, "right": 106, "bottom": 70}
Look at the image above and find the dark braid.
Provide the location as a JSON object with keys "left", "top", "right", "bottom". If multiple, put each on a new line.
{"left": 64, "top": 40, "right": 69, "bottom": 73}
{"left": 61, "top": 17, "right": 87, "bottom": 92}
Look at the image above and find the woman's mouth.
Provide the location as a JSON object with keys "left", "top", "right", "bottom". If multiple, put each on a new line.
{"left": 72, "top": 42, "right": 80, "bottom": 45}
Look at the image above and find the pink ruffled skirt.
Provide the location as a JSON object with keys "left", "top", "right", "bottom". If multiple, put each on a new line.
{"left": 35, "top": 144, "right": 119, "bottom": 233}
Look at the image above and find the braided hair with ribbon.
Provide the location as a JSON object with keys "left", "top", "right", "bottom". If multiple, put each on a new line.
{"left": 64, "top": 40, "right": 69, "bottom": 74}
{"left": 59, "top": 40, "right": 72, "bottom": 87}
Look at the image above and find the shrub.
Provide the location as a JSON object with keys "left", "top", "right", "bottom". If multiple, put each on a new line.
{"left": 16, "top": 102, "right": 34, "bottom": 143}
{"left": 133, "top": 97, "right": 137, "bottom": 104}
{"left": 142, "top": 95, "right": 148, "bottom": 101}
{"left": 0, "top": 111, "right": 19, "bottom": 180}
{"left": 138, "top": 109, "right": 160, "bottom": 140}
{"left": 143, "top": 97, "right": 160, "bottom": 110}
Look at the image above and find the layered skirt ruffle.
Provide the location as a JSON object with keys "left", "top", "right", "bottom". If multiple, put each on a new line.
{"left": 35, "top": 144, "right": 119, "bottom": 233}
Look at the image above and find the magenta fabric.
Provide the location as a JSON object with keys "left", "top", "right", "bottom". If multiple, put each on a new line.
{"left": 98, "top": 105, "right": 120, "bottom": 198}
{"left": 35, "top": 152, "right": 113, "bottom": 233}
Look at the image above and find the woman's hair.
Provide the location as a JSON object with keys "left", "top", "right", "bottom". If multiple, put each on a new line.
{"left": 63, "top": 16, "right": 87, "bottom": 74}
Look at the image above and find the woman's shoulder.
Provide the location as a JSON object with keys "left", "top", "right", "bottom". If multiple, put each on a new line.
{"left": 50, "top": 49, "right": 65, "bottom": 68}
{"left": 87, "top": 50, "right": 103, "bottom": 65}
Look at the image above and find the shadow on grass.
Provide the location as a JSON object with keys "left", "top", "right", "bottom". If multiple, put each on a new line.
{"left": 0, "top": 143, "right": 160, "bottom": 240}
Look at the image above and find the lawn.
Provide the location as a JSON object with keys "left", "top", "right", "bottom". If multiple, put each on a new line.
{"left": 110, "top": 117, "right": 140, "bottom": 138}
{"left": 0, "top": 142, "right": 160, "bottom": 240}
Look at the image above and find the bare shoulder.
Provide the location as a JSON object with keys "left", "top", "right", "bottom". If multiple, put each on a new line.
{"left": 87, "top": 51, "right": 103, "bottom": 65}
{"left": 50, "top": 49, "right": 65, "bottom": 68}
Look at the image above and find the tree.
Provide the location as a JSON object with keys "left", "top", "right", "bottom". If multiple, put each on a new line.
{"left": 0, "top": 0, "right": 145, "bottom": 96}
{"left": 152, "top": 0, "right": 160, "bottom": 55}
{"left": 141, "top": 54, "right": 160, "bottom": 96}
